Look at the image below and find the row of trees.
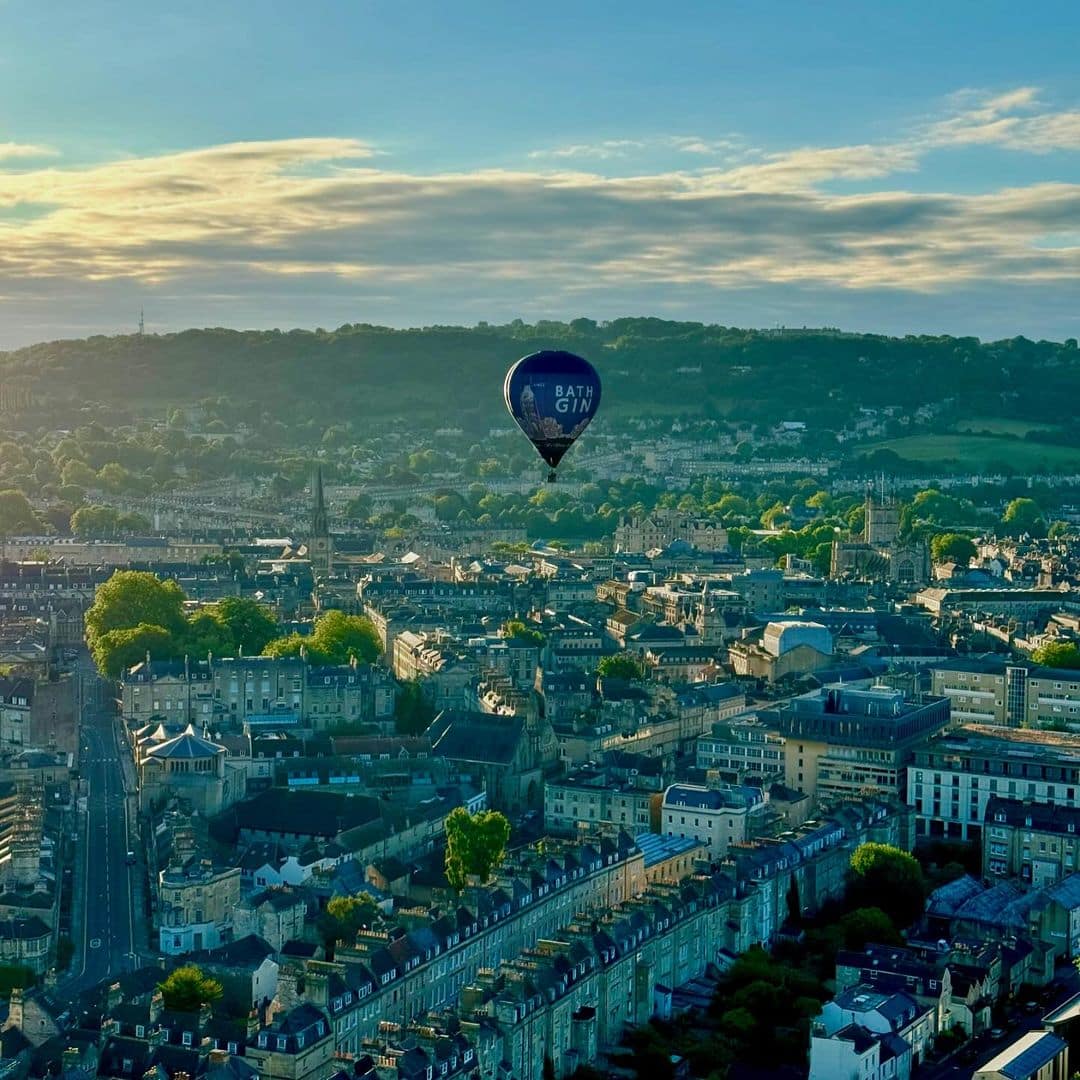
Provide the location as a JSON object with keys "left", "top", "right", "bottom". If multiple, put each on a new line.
{"left": 85, "top": 570, "right": 381, "bottom": 678}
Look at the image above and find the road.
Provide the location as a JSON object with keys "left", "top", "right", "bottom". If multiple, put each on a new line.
{"left": 917, "top": 963, "right": 1080, "bottom": 1079}
{"left": 69, "top": 698, "right": 138, "bottom": 993}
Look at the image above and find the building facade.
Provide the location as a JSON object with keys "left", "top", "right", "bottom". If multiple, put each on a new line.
{"left": 908, "top": 725, "right": 1080, "bottom": 842}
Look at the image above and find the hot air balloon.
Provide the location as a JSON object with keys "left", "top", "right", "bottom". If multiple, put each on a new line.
{"left": 504, "top": 350, "right": 601, "bottom": 482}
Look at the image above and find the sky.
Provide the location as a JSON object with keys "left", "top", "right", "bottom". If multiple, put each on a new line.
{"left": 1, "top": 0, "right": 1079, "bottom": 347}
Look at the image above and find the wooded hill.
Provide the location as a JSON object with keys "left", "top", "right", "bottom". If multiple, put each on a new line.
{"left": 2, "top": 319, "right": 1078, "bottom": 434}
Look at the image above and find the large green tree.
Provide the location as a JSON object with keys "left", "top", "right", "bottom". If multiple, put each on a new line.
{"left": 86, "top": 570, "right": 187, "bottom": 643}
{"left": 92, "top": 623, "right": 178, "bottom": 679}
{"left": 158, "top": 964, "right": 223, "bottom": 1012}
{"left": 1000, "top": 497, "right": 1047, "bottom": 538}
{"left": 930, "top": 532, "right": 977, "bottom": 566}
{"left": 208, "top": 596, "right": 279, "bottom": 655}
{"left": 849, "top": 843, "right": 926, "bottom": 929}
{"left": 85, "top": 571, "right": 188, "bottom": 676}
{"left": 502, "top": 619, "right": 545, "bottom": 646}
{"left": 837, "top": 906, "right": 902, "bottom": 950}
{"left": 1030, "top": 641, "right": 1080, "bottom": 670}
{"left": 263, "top": 609, "right": 381, "bottom": 665}
{"left": 444, "top": 807, "right": 510, "bottom": 891}
{"left": 0, "top": 490, "right": 42, "bottom": 536}
{"left": 316, "top": 893, "right": 379, "bottom": 958}
{"left": 597, "top": 653, "right": 645, "bottom": 680}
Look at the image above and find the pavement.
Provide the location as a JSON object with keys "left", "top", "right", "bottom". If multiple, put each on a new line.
{"left": 65, "top": 692, "right": 140, "bottom": 994}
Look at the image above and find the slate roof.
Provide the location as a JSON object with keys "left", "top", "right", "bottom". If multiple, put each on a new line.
{"left": 231, "top": 788, "right": 381, "bottom": 837}
{"left": 0, "top": 915, "right": 50, "bottom": 939}
{"left": 831, "top": 1023, "right": 878, "bottom": 1055}
{"left": 980, "top": 1030, "right": 1067, "bottom": 1079}
{"left": 665, "top": 784, "right": 762, "bottom": 811}
{"left": 427, "top": 710, "right": 524, "bottom": 766}
{"left": 147, "top": 730, "right": 224, "bottom": 760}
{"left": 186, "top": 933, "right": 275, "bottom": 968}
{"left": 926, "top": 874, "right": 986, "bottom": 918}
{"left": 1045, "top": 873, "right": 1080, "bottom": 910}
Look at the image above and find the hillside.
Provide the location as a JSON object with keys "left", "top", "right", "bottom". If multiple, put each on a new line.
{"left": 1, "top": 320, "right": 1079, "bottom": 438}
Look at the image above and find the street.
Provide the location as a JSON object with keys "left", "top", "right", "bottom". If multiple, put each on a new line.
{"left": 68, "top": 694, "right": 138, "bottom": 993}
{"left": 917, "top": 964, "right": 1080, "bottom": 1079}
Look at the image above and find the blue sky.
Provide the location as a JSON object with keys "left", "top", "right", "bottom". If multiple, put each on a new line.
{"left": 1, "top": 0, "right": 1079, "bottom": 346}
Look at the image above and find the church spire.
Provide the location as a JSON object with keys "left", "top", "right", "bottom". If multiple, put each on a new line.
{"left": 310, "top": 465, "right": 332, "bottom": 578}
{"left": 312, "top": 465, "right": 329, "bottom": 537}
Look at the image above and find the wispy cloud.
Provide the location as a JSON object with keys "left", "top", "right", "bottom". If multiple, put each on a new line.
{"left": 0, "top": 142, "right": 58, "bottom": 162}
{"left": 529, "top": 135, "right": 744, "bottom": 161}
{"left": 925, "top": 87, "right": 1080, "bottom": 151}
{"left": 529, "top": 140, "right": 645, "bottom": 160}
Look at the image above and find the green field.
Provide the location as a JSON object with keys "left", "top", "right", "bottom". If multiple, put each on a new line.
{"left": 953, "top": 416, "right": 1062, "bottom": 437}
{"left": 857, "top": 433, "right": 1080, "bottom": 472}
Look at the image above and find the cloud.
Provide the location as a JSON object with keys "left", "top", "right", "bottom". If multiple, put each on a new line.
{"left": 0, "top": 142, "right": 58, "bottom": 162}
{"left": 0, "top": 136, "right": 1075, "bottom": 296}
{"left": 0, "top": 103, "right": 1078, "bottom": 345}
{"left": 695, "top": 144, "right": 920, "bottom": 192}
{"left": 529, "top": 140, "right": 645, "bottom": 160}
{"left": 926, "top": 87, "right": 1080, "bottom": 151}
{"left": 529, "top": 135, "right": 744, "bottom": 161}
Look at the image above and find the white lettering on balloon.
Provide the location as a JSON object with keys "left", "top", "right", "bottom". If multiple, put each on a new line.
{"left": 554, "top": 384, "right": 595, "bottom": 414}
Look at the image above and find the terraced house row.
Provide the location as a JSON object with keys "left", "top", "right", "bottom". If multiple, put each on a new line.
{"left": 255, "top": 799, "right": 913, "bottom": 1079}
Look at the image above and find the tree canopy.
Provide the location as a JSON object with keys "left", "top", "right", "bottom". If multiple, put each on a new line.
{"left": 1001, "top": 497, "right": 1047, "bottom": 538}
{"left": 444, "top": 807, "right": 510, "bottom": 891}
{"left": 502, "top": 619, "right": 545, "bottom": 646}
{"left": 597, "top": 653, "right": 646, "bottom": 680}
{"left": 157, "top": 965, "right": 223, "bottom": 1012}
{"left": 85, "top": 570, "right": 283, "bottom": 677}
{"left": 316, "top": 893, "right": 379, "bottom": 958}
{"left": 929, "top": 532, "right": 977, "bottom": 566}
{"left": 1030, "top": 641, "right": 1080, "bottom": 669}
{"left": 848, "top": 843, "right": 926, "bottom": 930}
{"left": 262, "top": 609, "right": 382, "bottom": 665}
{"left": 0, "top": 489, "right": 42, "bottom": 537}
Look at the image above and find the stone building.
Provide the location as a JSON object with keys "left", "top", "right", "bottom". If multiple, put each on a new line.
{"left": 831, "top": 487, "right": 930, "bottom": 586}
{"left": 158, "top": 855, "right": 242, "bottom": 955}
{"left": 137, "top": 725, "right": 242, "bottom": 816}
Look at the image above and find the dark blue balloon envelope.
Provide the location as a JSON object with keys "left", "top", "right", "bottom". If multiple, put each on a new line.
{"left": 503, "top": 350, "right": 602, "bottom": 472}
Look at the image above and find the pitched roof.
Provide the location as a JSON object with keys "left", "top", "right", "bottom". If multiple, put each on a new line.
{"left": 979, "top": 1030, "right": 1067, "bottom": 1079}
{"left": 427, "top": 710, "right": 524, "bottom": 766}
{"left": 231, "top": 788, "right": 381, "bottom": 838}
{"left": 147, "top": 730, "right": 224, "bottom": 760}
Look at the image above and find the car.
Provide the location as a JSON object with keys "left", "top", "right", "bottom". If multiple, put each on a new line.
{"left": 125, "top": 851, "right": 136, "bottom": 865}
{"left": 1024, "top": 1000, "right": 1040, "bottom": 1013}
{"left": 989, "top": 1027, "right": 1005, "bottom": 1039}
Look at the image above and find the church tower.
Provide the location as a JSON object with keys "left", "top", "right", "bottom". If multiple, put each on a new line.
{"left": 310, "top": 465, "right": 332, "bottom": 578}
{"left": 864, "top": 480, "right": 900, "bottom": 546}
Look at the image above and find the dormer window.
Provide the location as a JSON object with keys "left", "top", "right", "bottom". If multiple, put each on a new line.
{"left": 276, "top": 1036, "right": 287, "bottom": 1050}
{"left": 258, "top": 1034, "right": 269, "bottom": 1048}
{"left": 182, "top": 1032, "right": 192, "bottom": 1047}
{"left": 136, "top": 1025, "right": 145, "bottom": 1038}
